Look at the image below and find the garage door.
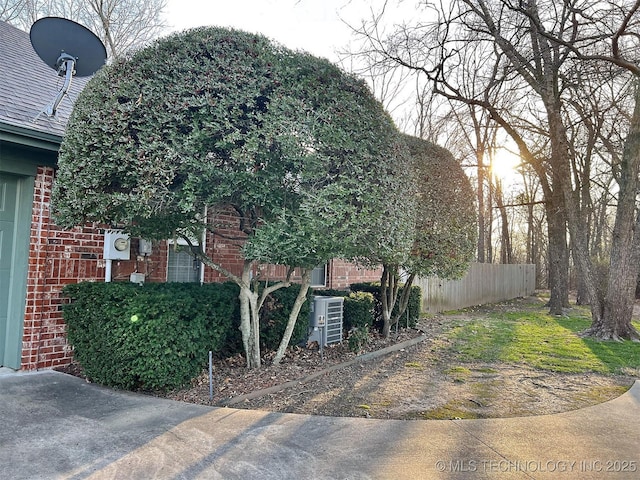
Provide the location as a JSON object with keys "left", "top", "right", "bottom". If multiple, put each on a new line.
{"left": 0, "top": 174, "right": 21, "bottom": 368}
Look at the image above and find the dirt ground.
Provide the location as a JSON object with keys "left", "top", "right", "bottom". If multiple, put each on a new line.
{"left": 161, "top": 297, "right": 638, "bottom": 420}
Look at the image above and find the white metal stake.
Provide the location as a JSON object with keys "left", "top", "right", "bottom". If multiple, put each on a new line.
{"left": 209, "top": 351, "right": 213, "bottom": 401}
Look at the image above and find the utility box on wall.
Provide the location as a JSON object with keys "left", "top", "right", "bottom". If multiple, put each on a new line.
{"left": 138, "top": 238, "right": 153, "bottom": 256}
{"left": 308, "top": 296, "right": 344, "bottom": 347}
{"left": 103, "top": 230, "right": 130, "bottom": 260}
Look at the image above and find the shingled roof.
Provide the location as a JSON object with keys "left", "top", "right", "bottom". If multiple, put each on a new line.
{"left": 0, "top": 20, "right": 91, "bottom": 144}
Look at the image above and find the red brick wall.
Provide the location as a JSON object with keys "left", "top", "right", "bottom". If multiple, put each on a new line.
{"left": 326, "top": 259, "right": 381, "bottom": 290}
{"left": 259, "top": 261, "right": 382, "bottom": 290}
{"left": 203, "top": 210, "right": 247, "bottom": 282}
{"left": 21, "top": 169, "right": 381, "bottom": 370}
{"left": 20, "top": 173, "right": 252, "bottom": 370}
{"left": 22, "top": 167, "right": 105, "bottom": 370}
{"left": 110, "top": 210, "right": 248, "bottom": 284}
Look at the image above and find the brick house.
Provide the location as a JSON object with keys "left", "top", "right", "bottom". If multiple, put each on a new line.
{"left": 0, "top": 21, "right": 380, "bottom": 372}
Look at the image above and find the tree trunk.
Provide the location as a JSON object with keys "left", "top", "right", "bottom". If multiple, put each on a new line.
{"left": 546, "top": 197, "right": 569, "bottom": 314}
{"left": 542, "top": 105, "right": 572, "bottom": 313}
{"left": 238, "top": 286, "right": 252, "bottom": 365}
{"left": 526, "top": 200, "right": 533, "bottom": 265}
{"left": 390, "top": 272, "right": 417, "bottom": 330}
{"left": 495, "top": 180, "right": 512, "bottom": 264}
{"left": 477, "top": 148, "right": 486, "bottom": 263}
{"left": 564, "top": 197, "right": 603, "bottom": 327}
{"left": 575, "top": 275, "right": 589, "bottom": 306}
{"left": 272, "top": 269, "right": 312, "bottom": 365}
{"left": 487, "top": 173, "right": 493, "bottom": 262}
{"left": 238, "top": 287, "right": 261, "bottom": 368}
{"left": 238, "top": 262, "right": 261, "bottom": 369}
{"left": 598, "top": 248, "right": 640, "bottom": 339}
{"left": 236, "top": 263, "right": 294, "bottom": 368}
{"left": 380, "top": 264, "right": 399, "bottom": 338}
{"left": 572, "top": 240, "right": 590, "bottom": 306}
{"left": 584, "top": 84, "right": 640, "bottom": 341}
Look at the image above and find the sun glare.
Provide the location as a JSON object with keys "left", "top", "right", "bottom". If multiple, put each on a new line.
{"left": 492, "top": 148, "right": 521, "bottom": 183}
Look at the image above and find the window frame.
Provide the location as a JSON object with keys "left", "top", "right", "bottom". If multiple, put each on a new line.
{"left": 310, "top": 263, "right": 328, "bottom": 288}
{"left": 166, "top": 237, "right": 203, "bottom": 283}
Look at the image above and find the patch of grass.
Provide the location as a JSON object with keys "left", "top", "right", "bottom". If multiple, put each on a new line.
{"left": 442, "top": 310, "right": 466, "bottom": 315}
{"left": 446, "top": 320, "right": 515, "bottom": 363}
{"left": 445, "top": 366, "right": 472, "bottom": 383}
{"left": 475, "top": 367, "right": 498, "bottom": 374}
{"left": 404, "top": 361, "right": 424, "bottom": 369}
{"left": 442, "top": 306, "right": 640, "bottom": 375}
{"left": 569, "top": 385, "right": 630, "bottom": 408}
{"left": 470, "top": 380, "right": 500, "bottom": 406}
{"left": 416, "top": 400, "right": 479, "bottom": 420}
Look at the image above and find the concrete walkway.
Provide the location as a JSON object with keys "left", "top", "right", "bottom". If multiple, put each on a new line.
{"left": 0, "top": 370, "right": 638, "bottom": 479}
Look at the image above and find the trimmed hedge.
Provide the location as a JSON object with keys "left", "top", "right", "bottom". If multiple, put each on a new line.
{"left": 344, "top": 292, "right": 375, "bottom": 331}
{"left": 256, "top": 283, "right": 312, "bottom": 350}
{"left": 350, "top": 282, "right": 422, "bottom": 329}
{"left": 62, "top": 280, "right": 422, "bottom": 391}
{"left": 62, "top": 281, "right": 311, "bottom": 391}
{"left": 62, "top": 282, "right": 237, "bottom": 391}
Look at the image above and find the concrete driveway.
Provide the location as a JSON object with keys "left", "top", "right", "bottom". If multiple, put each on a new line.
{"left": 1, "top": 370, "right": 639, "bottom": 479}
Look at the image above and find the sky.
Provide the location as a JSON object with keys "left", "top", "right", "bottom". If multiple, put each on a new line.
{"left": 162, "top": 0, "right": 403, "bottom": 63}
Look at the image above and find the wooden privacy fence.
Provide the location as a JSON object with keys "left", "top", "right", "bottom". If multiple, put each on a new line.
{"left": 415, "top": 263, "right": 536, "bottom": 314}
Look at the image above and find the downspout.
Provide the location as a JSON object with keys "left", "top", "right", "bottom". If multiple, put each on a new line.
{"left": 200, "top": 206, "right": 207, "bottom": 284}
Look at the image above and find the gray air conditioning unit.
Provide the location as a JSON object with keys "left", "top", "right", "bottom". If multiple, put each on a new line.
{"left": 308, "top": 296, "right": 344, "bottom": 347}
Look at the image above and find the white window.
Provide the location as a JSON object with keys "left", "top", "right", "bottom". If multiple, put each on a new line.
{"left": 310, "top": 263, "right": 327, "bottom": 287}
{"left": 167, "top": 239, "right": 202, "bottom": 283}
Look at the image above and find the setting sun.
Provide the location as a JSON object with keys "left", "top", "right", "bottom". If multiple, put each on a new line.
{"left": 492, "top": 148, "right": 521, "bottom": 183}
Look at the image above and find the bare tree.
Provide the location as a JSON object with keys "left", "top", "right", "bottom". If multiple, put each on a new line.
{"left": 449, "top": 101, "right": 497, "bottom": 264}
{"left": 1, "top": 0, "right": 167, "bottom": 59}
{"left": 343, "top": 8, "right": 507, "bottom": 265}
{"left": 0, "top": 0, "right": 26, "bottom": 23}
{"left": 86, "top": 0, "right": 167, "bottom": 59}
{"left": 350, "top": 0, "right": 640, "bottom": 339}
{"left": 493, "top": 178, "right": 512, "bottom": 263}
{"left": 350, "top": 0, "right": 571, "bottom": 311}
{"left": 508, "top": 0, "right": 640, "bottom": 339}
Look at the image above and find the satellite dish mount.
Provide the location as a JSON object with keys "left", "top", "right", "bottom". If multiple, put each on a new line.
{"left": 45, "top": 52, "right": 77, "bottom": 116}
{"left": 30, "top": 17, "right": 107, "bottom": 116}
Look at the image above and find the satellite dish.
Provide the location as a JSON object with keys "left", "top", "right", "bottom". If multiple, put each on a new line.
{"left": 30, "top": 17, "right": 107, "bottom": 116}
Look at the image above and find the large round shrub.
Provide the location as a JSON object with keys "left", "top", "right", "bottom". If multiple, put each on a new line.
{"left": 53, "top": 26, "right": 412, "bottom": 368}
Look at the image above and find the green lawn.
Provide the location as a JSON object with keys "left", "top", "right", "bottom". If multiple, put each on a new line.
{"left": 443, "top": 304, "right": 640, "bottom": 375}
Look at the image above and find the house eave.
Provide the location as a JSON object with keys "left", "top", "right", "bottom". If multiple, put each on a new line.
{"left": 0, "top": 121, "right": 62, "bottom": 152}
